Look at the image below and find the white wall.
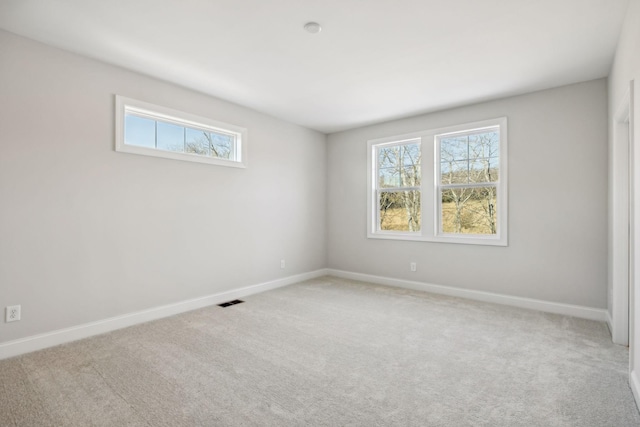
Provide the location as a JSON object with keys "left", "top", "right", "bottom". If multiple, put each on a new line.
{"left": 608, "top": 0, "right": 640, "bottom": 404}
{"left": 327, "top": 79, "right": 608, "bottom": 309}
{"left": 0, "top": 30, "right": 326, "bottom": 344}
{"left": 0, "top": 20, "right": 619, "bottom": 358}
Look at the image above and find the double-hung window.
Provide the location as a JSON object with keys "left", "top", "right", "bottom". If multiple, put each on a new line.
{"left": 367, "top": 117, "right": 507, "bottom": 246}
{"left": 115, "top": 96, "right": 247, "bottom": 168}
{"left": 375, "top": 139, "right": 422, "bottom": 234}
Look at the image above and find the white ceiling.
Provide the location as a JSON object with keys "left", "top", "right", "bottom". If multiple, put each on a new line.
{"left": 0, "top": 0, "right": 630, "bottom": 133}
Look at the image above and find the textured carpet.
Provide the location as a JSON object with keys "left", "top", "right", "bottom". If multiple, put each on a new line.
{"left": 1, "top": 276, "right": 639, "bottom": 426}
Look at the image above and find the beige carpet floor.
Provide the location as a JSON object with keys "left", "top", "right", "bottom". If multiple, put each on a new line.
{"left": 1, "top": 276, "right": 639, "bottom": 426}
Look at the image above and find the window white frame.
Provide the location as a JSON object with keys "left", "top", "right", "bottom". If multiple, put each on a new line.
{"left": 368, "top": 138, "right": 427, "bottom": 240}
{"left": 115, "top": 95, "right": 247, "bottom": 168}
{"left": 367, "top": 117, "right": 508, "bottom": 246}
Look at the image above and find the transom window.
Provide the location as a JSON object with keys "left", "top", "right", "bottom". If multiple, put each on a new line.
{"left": 115, "top": 96, "right": 247, "bottom": 168}
{"left": 367, "top": 118, "right": 508, "bottom": 246}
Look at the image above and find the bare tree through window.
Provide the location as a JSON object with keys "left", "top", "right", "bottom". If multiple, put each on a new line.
{"left": 377, "top": 142, "right": 421, "bottom": 232}
{"left": 439, "top": 130, "right": 499, "bottom": 234}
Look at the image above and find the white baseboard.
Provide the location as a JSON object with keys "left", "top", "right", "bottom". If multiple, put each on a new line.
{"left": 631, "top": 370, "right": 640, "bottom": 410}
{"left": 607, "top": 311, "right": 614, "bottom": 336}
{"left": 0, "top": 269, "right": 328, "bottom": 361}
{"left": 1, "top": 268, "right": 608, "bottom": 360}
{"left": 326, "top": 269, "right": 608, "bottom": 322}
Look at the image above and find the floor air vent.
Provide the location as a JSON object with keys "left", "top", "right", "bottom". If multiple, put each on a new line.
{"left": 218, "top": 299, "right": 244, "bottom": 308}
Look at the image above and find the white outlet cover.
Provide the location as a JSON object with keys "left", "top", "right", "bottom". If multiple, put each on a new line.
{"left": 6, "top": 305, "right": 21, "bottom": 322}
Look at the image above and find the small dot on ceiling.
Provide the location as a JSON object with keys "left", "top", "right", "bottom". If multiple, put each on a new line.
{"left": 304, "top": 22, "right": 322, "bottom": 34}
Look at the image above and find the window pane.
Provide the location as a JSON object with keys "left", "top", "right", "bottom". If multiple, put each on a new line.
{"left": 441, "top": 186, "right": 497, "bottom": 234}
{"left": 378, "top": 146, "right": 398, "bottom": 169}
{"left": 440, "top": 129, "right": 499, "bottom": 185}
{"left": 182, "top": 129, "right": 235, "bottom": 158}
{"left": 469, "top": 158, "right": 499, "bottom": 183}
{"left": 379, "top": 190, "right": 421, "bottom": 232}
{"left": 402, "top": 143, "right": 421, "bottom": 186}
{"left": 157, "top": 121, "right": 185, "bottom": 153}
{"left": 401, "top": 143, "right": 420, "bottom": 167}
{"left": 209, "top": 132, "right": 234, "bottom": 159}
{"left": 377, "top": 143, "right": 421, "bottom": 188}
{"left": 469, "top": 131, "right": 499, "bottom": 159}
{"left": 125, "top": 114, "right": 155, "bottom": 148}
{"left": 185, "top": 128, "right": 210, "bottom": 156}
{"left": 440, "top": 136, "right": 468, "bottom": 161}
{"left": 378, "top": 146, "right": 400, "bottom": 188}
{"left": 379, "top": 166, "right": 400, "bottom": 188}
{"left": 441, "top": 160, "right": 469, "bottom": 184}
{"left": 404, "top": 163, "right": 421, "bottom": 186}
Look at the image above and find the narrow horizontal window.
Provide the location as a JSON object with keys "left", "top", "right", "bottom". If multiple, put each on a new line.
{"left": 115, "top": 96, "right": 247, "bottom": 168}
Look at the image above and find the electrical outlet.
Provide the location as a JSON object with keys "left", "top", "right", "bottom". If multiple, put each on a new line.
{"left": 280, "top": 259, "right": 286, "bottom": 269}
{"left": 410, "top": 262, "right": 417, "bottom": 272}
{"left": 6, "top": 305, "right": 21, "bottom": 322}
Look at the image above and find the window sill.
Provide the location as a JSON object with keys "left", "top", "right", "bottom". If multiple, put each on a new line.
{"left": 367, "top": 232, "right": 508, "bottom": 246}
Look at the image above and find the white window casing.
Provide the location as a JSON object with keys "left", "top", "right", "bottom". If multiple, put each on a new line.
{"left": 115, "top": 95, "right": 247, "bottom": 168}
{"left": 367, "top": 117, "right": 508, "bottom": 246}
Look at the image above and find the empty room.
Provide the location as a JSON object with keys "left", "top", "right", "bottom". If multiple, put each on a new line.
{"left": 1, "top": 0, "right": 640, "bottom": 425}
